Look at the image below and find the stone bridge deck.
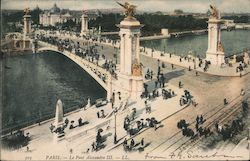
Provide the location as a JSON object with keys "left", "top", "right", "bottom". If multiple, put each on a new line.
{"left": 36, "top": 30, "right": 250, "bottom": 77}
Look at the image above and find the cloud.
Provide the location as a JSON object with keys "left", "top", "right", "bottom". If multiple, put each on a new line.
{"left": 218, "top": 0, "right": 250, "bottom": 13}
{"left": 1, "top": 0, "right": 250, "bottom": 13}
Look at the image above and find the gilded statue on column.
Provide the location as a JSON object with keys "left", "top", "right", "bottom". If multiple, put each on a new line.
{"left": 209, "top": 5, "right": 219, "bottom": 19}
{"left": 117, "top": 1, "right": 137, "bottom": 19}
{"left": 132, "top": 59, "right": 142, "bottom": 76}
{"left": 24, "top": 7, "right": 30, "bottom": 15}
{"left": 82, "top": 9, "right": 87, "bottom": 15}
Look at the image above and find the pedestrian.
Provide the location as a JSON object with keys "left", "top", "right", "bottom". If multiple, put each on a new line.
{"left": 179, "top": 81, "right": 182, "bottom": 88}
{"left": 200, "top": 115, "right": 203, "bottom": 124}
{"left": 154, "top": 122, "right": 157, "bottom": 131}
{"left": 123, "top": 138, "right": 127, "bottom": 145}
{"left": 97, "top": 111, "right": 100, "bottom": 118}
{"left": 171, "top": 64, "right": 174, "bottom": 69}
{"left": 49, "top": 123, "right": 55, "bottom": 133}
{"left": 91, "top": 142, "right": 96, "bottom": 151}
{"left": 196, "top": 115, "right": 199, "bottom": 124}
{"left": 141, "top": 138, "right": 144, "bottom": 146}
{"left": 101, "top": 109, "right": 105, "bottom": 118}
{"left": 195, "top": 71, "right": 198, "bottom": 76}
{"left": 195, "top": 123, "right": 199, "bottom": 132}
{"left": 179, "top": 98, "right": 182, "bottom": 106}
{"left": 155, "top": 81, "right": 158, "bottom": 88}
{"left": 240, "top": 89, "right": 245, "bottom": 96}
{"left": 224, "top": 98, "right": 228, "bottom": 105}
{"left": 78, "top": 117, "right": 83, "bottom": 126}
{"left": 215, "top": 122, "right": 219, "bottom": 132}
{"left": 130, "top": 139, "right": 135, "bottom": 149}
{"left": 123, "top": 138, "right": 127, "bottom": 149}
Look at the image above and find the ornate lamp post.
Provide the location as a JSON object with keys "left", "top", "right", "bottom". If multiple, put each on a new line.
{"left": 113, "top": 107, "right": 118, "bottom": 144}
{"left": 247, "top": 128, "right": 250, "bottom": 158}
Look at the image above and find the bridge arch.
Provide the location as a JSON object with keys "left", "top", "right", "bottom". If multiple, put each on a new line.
{"left": 37, "top": 45, "right": 109, "bottom": 92}
{"left": 5, "top": 32, "right": 22, "bottom": 40}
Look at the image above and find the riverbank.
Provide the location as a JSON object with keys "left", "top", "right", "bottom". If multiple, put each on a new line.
{"left": 2, "top": 50, "right": 33, "bottom": 57}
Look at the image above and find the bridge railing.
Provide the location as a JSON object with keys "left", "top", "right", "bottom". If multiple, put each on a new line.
{"left": 36, "top": 30, "right": 120, "bottom": 48}
{"left": 38, "top": 41, "right": 111, "bottom": 90}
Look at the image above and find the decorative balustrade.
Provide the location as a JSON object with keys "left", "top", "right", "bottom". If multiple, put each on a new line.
{"left": 37, "top": 41, "right": 111, "bottom": 91}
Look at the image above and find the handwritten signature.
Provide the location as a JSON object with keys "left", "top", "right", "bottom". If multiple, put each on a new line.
{"left": 169, "top": 150, "right": 243, "bottom": 159}
{"left": 145, "top": 146, "right": 243, "bottom": 160}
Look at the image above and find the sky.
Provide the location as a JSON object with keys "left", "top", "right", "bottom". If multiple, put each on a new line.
{"left": 2, "top": 0, "right": 250, "bottom": 13}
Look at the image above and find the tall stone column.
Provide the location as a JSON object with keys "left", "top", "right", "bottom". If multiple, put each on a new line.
{"left": 116, "top": 15, "right": 144, "bottom": 100}
{"left": 80, "top": 12, "right": 88, "bottom": 36}
{"left": 206, "top": 5, "right": 225, "bottom": 65}
{"left": 119, "top": 33, "right": 125, "bottom": 73}
{"left": 98, "top": 25, "right": 101, "bottom": 42}
{"left": 23, "top": 9, "right": 32, "bottom": 49}
{"left": 23, "top": 14, "right": 31, "bottom": 39}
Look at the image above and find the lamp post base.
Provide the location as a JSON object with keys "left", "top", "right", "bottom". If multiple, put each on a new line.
{"left": 114, "top": 134, "right": 117, "bottom": 144}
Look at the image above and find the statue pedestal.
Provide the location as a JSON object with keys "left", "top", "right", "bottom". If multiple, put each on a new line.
{"left": 22, "top": 39, "right": 31, "bottom": 49}
{"left": 53, "top": 122, "right": 65, "bottom": 143}
{"left": 206, "top": 51, "right": 225, "bottom": 65}
{"left": 117, "top": 73, "right": 143, "bottom": 100}
{"left": 206, "top": 18, "right": 225, "bottom": 65}
{"left": 116, "top": 17, "right": 144, "bottom": 100}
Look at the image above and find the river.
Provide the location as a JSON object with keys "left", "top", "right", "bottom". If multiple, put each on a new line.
{"left": 141, "top": 30, "right": 250, "bottom": 57}
{"left": 2, "top": 51, "right": 106, "bottom": 133}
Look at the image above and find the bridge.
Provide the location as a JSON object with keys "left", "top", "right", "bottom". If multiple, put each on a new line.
{"left": 100, "top": 31, "right": 119, "bottom": 36}
{"left": 37, "top": 41, "right": 112, "bottom": 95}
{"left": 235, "top": 23, "right": 250, "bottom": 29}
{"left": 170, "top": 29, "right": 208, "bottom": 37}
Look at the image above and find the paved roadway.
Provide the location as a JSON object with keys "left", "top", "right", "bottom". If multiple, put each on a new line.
{"left": 109, "top": 54, "right": 250, "bottom": 158}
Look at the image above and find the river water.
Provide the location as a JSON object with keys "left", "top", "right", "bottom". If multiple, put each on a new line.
{"left": 141, "top": 30, "right": 250, "bottom": 57}
{"left": 2, "top": 52, "right": 106, "bottom": 133}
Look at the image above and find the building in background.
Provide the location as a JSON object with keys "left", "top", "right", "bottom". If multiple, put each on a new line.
{"left": 39, "top": 3, "right": 101, "bottom": 27}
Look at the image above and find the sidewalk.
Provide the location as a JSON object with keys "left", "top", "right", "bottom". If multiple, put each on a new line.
{"left": 140, "top": 47, "right": 250, "bottom": 77}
